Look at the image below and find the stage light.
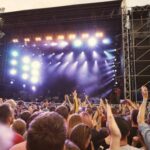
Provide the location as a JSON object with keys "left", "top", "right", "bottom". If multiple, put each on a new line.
{"left": 88, "top": 37, "right": 97, "bottom": 47}
{"left": 9, "top": 69, "right": 17, "bottom": 75}
{"left": 31, "top": 77, "right": 39, "bottom": 84}
{"left": 22, "top": 56, "right": 30, "bottom": 64}
{"left": 56, "top": 52, "right": 64, "bottom": 60}
{"left": 10, "top": 59, "right": 18, "bottom": 66}
{"left": 92, "top": 51, "right": 99, "bottom": 59}
{"left": 50, "top": 42, "right": 58, "bottom": 47}
{"left": 93, "top": 60, "right": 99, "bottom": 73}
{"left": 35, "top": 37, "right": 42, "bottom": 42}
{"left": 32, "top": 44, "right": 36, "bottom": 47}
{"left": 46, "top": 36, "right": 53, "bottom": 41}
{"left": 78, "top": 51, "right": 86, "bottom": 62}
{"left": 24, "top": 38, "right": 30, "bottom": 42}
{"left": 23, "top": 84, "right": 26, "bottom": 88}
{"left": 31, "top": 70, "right": 39, "bottom": 76}
{"left": 10, "top": 81, "right": 14, "bottom": 84}
{"left": 58, "top": 41, "right": 68, "bottom": 48}
{"left": 22, "top": 65, "right": 30, "bottom": 71}
{"left": 31, "top": 86, "right": 36, "bottom": 91}
{"left": 81, "top": 33, "right": 89, "bottom": 39}
{"left": 22, "top": 73, "right": 29, "bottom": 80}
{"left": 68, "top": 34, "right": 76, "bottom": 40}
{"left": 64, "top": 52, "right": 74, "bottom": 62}
{"left": 12, "top": 38, "right": 19, "bottom": 43}
{"left": 31, "top": 61, "right": 41, "bottom": 69}
{"left": 11, "top": 51, "right": 19, "bottom": 57}
{"left": 73, "top": 39, "right": 82, "bottom": 47}
{"left": 57, "top": 35, "right": 64, "bottom": 40}
{"left": 102, "top": 38, "right": 111, "bottom": 44}
{"left": 95, "top": 32, "right": 103, "bottom": 38}
{"left": 104, "top": 51, "right": 114, "bottom": 59}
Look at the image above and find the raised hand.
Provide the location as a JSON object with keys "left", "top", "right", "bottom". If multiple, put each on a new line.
{"left": 141, "top": 86, "right": 148, "bottom": 100}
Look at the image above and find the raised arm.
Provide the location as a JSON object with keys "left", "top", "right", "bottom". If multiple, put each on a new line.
{"left": 106, "top": 100, "right": 121, "bottom": 150}
{"left": 137, "top": 86, "right": 148, "bottom": 124}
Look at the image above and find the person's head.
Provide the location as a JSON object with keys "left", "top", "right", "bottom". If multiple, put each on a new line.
{"left": 43, "top": 99, "right": 49, "bottom": 107}
{"left": 80, "top": 112, "right": 93, "bottom": 128}
{"left": 68, "top": 114, "right": 82, "bottom": 136}
{"left": 56, "top": 105, "right": 69, "bottom": 120}
{"left": 20, "top": 111, "right": 31, "bottom": 123}
{"left": 131, "top": 109, "right": 139, "bottom": 126}
{"left": 27, "top": 112, "right": 66, "bottom": 150}
{"left": 65, "top": 139, "right": 80, "bottom": 150}
{"left": 70, "top": 123, "right": 91, "bottom": 150}
{"left": 12, "top": 118, "right": 26, "bottom": 135}
{"left": 5, "top": 99, "right": 17, "bottom": 110}
{"left": 115, "top": 117, "right": 130, "bottom": 141}
{"left": 0, "top": 104, "right": 14, "bottom": 126}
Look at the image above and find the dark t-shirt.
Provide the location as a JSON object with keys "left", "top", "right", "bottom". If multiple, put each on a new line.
{"left": 128, "top": 127, "right": 138, "bottom": 145}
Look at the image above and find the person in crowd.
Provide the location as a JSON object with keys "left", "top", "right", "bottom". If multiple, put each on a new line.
{"left": 0, "top": 104, "right": 24, "bottom": 147}
{"left": 115, "top": 117, "right": 140, "bottom": 150}
{"left": 128, "top": 109, "right": 139, "bottom": 145}
{"left": 12, "top": 119, "right": 26, "bottom": 136}
{"left": 27, "top": 112, "right": 66, "bottom": 150}
{"left": 67, "top": 114, "right": 82, "bottom": 137}
{"left": 70, "top": 123, "right": 92, "bottom": 150}
{"left": 137, "top": 86, "right": 150, "bottom": 149}
{"left": 56, "top": 105, "right": 69, "bottom": 121}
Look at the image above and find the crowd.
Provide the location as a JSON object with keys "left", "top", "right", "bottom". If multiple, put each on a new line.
{"left": 0, "top": 86, "right": 149, "bottom": 150}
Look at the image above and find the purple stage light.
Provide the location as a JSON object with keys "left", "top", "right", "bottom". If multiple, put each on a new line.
{"left": 93, "top": 60, "right": 99, "bottom": 73}
{"left": 92, "top": 51, "right": 99, "bottom": 60}
{"left": 55, "top": 52, "right": 64, "bottom": 60}
{"left": 31, "top": 86, "right": 36, "bottom": 91}
{"left": 64, "top": 52, "right": 74, "bottom": 62}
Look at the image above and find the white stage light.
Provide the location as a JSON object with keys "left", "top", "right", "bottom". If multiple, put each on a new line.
{"left": 73, "top": 39, "right": 82, "bottom": 47}
{"left": 10, "top": 69, "right": 17, "bottom": 75}
{"left": 31, "top": 77, "right": 39, "bottom": 84}
{"left": 88, "top": 37, "right": 97, "bottom": 47}
{"left": 31, "top": 86, "right": 36, "bottom": 91}
{"left": 11, "top": 51, "right": 19, "bottom": 57}
{"left": 22, "top": 73, "right": 29, "bottom": 80}
{"left": 22, "top": 56, "right": 30, "bottom": 64}
{"left": 31, "top": 61, "right": 41, "bottom": 69}
{"left": 10, "top": 59, "right": 18, "bottom": 66}
{"left": 102, "top": 38, "right": 111, "bottom": 44}
{"left": 22, "top": 65, "right": 30, "bottom": 71}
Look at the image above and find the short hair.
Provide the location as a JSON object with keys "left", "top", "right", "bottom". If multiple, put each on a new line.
{"left": 27, "top": 112, "right": 66, "bottom": 150}
{"left": 20, "top": 111, "right": 31, "bottom": 123}
{"left": 70, "top": 123, "right": 91, "bottom": 150}
{"left": 56, "top": 105, "right": 69, "bottom": 120}
{"left": 12, "top": 119, "right": 26, "bottom": 135}
{"left": 115, "top": 117, "right": 130, "bottom": 140}
{"left": 0, "top": 104, "right": 13, "bottom": 124}
{"left": 131, "top": 109, "right": 139, "bottom": 125}
{"left": 5, "top": 99, "right": 17, "bottom": 110}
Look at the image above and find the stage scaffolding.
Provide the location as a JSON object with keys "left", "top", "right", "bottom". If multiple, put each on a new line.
{"left": 122, "top": 5, "right": 150, "bottom": 100}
